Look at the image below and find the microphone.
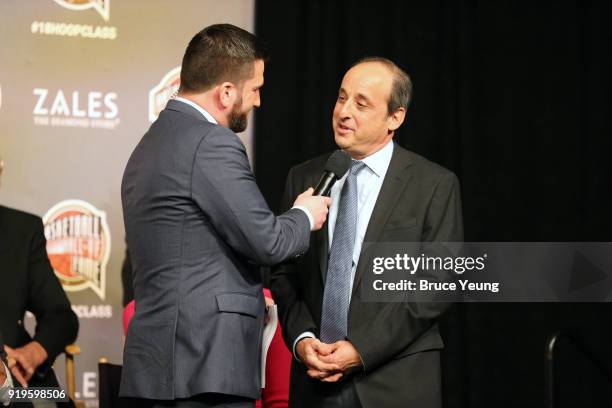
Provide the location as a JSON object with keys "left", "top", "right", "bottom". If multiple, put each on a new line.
{"left": 313, "top": 150, "right": 352, "bottom": 196}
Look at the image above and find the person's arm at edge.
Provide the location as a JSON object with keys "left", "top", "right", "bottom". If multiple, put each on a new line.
{"left": 27, "top": 218, "right": 79, "bottom": 366}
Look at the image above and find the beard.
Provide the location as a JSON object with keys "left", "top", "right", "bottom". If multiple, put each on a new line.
{"left": 228, "top": 96, "right": 249, "bottom": 133}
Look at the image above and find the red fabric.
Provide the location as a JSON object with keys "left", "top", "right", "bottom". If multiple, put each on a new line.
{"left": 123, "top": 292, "right": 290, "bottom": 407}
{"left": 123, "top": 300, "right": 135, "bottom": 336}
{"left": 263, "top": 288, "right": 273, "bottom": 299}
{"left": 256, "top": 290, "right": 291, "bottom": 408}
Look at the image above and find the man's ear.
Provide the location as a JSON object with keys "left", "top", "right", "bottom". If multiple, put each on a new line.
{"left": 387, "top": 107, "right": 406, "bottom": 132}
{"left": 218, "top": 82, "right": 237, "bottom": 109}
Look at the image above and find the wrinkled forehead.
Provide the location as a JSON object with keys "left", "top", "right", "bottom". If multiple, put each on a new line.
{"left": 341, "top": 62, "right": 393, "bottom": 100}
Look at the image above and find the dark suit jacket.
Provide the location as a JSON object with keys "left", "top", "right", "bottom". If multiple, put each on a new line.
{"left": 120, "top": 100, "right": 311, "bottom": 400}
{"left": 0, "top": 205, "right": 79, "bottom": 387}
{"left": 270, "top": 144, "right": 463, "bottom": 408}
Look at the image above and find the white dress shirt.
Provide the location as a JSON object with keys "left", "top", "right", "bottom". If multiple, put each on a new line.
{"left": 293, "top": 141, "right": 394, "bottom": 356}
{"left": 174, "top": 97, "right": 218, "bottom": 124}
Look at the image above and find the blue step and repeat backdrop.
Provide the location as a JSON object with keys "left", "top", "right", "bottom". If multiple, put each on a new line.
{"left": 0, "top": 1, "right": 255, "bottom": 406}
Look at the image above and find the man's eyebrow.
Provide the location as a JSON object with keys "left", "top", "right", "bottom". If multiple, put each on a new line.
{"left": 355, "top": 93, "right": 372, "bottom": 104}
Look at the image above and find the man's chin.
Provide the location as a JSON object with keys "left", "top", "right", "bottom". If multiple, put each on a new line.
{"left": 229, "top": 113, "right": 248, "bottom": 133}
{"left": 334, "top": 134, "right": 350, "bottom": 149}
{"left": 230, "top": 123, "right": 248, "bottom": 133}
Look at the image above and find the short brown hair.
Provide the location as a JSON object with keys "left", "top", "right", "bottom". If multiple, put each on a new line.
{"left": 353, "top": 56, "right": 413, "bottom": 114}
{"left": 179, "top": 24, "right": 269, "bottom": 94}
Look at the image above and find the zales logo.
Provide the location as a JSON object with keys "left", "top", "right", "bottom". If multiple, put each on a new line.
{"left": 43, "top": 200, "right": 111, "bottom": 301}
{"left": 149, "top": 66, "right": 181, "bottom": 122}
{"left": 33, "top": 88, "right": 120, "bottom": 129}
{"left": 54, "top": 0, "right": 110, "bottom": 21}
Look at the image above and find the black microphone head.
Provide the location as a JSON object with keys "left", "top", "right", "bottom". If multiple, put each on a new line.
{"left": 325, "top": 150, "right": 351, "bottom": 178}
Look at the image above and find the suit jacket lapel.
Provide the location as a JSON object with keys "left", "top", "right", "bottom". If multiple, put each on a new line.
{"left": 316, "top": 220, "right": 329, "bottom": 283}
{"left": 351, "top": 145, "right": 413, "bottom": 297}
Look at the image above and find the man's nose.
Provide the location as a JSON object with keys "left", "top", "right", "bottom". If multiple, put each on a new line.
{"left": 338, "top": 100, "right": 353, "bottom": 118}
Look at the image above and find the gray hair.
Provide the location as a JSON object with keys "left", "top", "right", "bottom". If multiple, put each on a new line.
{"left": 353, "top": 56, "right": 413, "bottom": 114}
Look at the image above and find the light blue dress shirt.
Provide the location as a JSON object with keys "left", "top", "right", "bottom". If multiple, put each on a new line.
{"left": 293, "top": 140, "right": 394, "bottom": 356}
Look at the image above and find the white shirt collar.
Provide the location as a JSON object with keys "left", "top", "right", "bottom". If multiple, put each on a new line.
{"left": 359, "top": 140, "right": 394, "bottom": 177}
{"left": 173, "top": 97, "right": 218, "bottom": 124}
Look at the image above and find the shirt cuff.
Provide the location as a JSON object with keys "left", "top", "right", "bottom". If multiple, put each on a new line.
{"left": 0, "top": 361, "right": 13, "bottom": 406}
{"left": 292, "top": 331, "right": 316, "bottom": 361}
{"left": 291, "top": 206, "right": 315, "bottom": 231}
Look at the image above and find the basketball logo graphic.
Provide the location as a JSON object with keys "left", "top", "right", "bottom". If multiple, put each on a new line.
{"left": 54, "top": 0, "right": 110, "bottom": 21}
{"left": 43, "top": 199, "right": 111, "bottom": 300}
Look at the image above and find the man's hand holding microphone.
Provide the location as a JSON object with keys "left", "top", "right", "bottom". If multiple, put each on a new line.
{"left": 292, "top": 150, "right": 352, "bottom": 231}
{"left": 293, "top": 188, "right": 332, "bottom": 231}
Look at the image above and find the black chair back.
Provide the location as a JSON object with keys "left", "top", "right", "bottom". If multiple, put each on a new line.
{"left": 98, "top": 361, "right": 123, "bottom": 408}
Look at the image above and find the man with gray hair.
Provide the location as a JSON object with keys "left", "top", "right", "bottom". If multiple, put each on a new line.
{"left": 271, "top": 57, "right": 463, "bottom": 408}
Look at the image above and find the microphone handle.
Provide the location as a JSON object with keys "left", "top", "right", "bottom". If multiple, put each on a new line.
{"left": 313, "top": 172, "right": 337, "bottom": 196}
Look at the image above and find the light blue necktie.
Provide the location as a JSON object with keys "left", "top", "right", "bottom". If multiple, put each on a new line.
{"left": 320, "top": 160, "right": 366, "bottom": 343}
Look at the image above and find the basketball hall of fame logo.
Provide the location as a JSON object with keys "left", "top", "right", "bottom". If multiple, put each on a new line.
{"left": 54, "top": 0, "right": 110, "bottom": 21}
{"left": 43, "top": 199, "right": 111, "bottom": 300}
{"left": 149, "top": 66, "right": 181, "bottom": 122}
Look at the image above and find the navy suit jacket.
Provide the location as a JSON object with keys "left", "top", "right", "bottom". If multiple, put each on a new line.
{"left": 120, "top": 100, "right": 311, "bottom": 400}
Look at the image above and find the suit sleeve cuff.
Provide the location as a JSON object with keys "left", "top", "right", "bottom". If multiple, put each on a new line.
{"left": 291, "top": 206, "right": 315, "bottom": 231}
{"left": 292, "top": 331, "right": 316, "bottom": 361}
